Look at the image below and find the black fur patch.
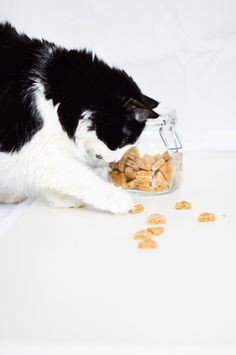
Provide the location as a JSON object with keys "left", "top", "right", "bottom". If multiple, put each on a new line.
{"left": 0, "top": 22, "right": 159, "bottom": 153}
{"left": 0, "top": 22, "right": 43, "bottom": 152}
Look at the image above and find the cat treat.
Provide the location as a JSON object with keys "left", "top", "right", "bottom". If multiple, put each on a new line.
{"left": 133, "top": 229, "right": 152, "bottom": 240}
{"left": 132, "top": 213, "right": 166, "bottom": 249}
{"left": 138, "top": 239, "right": 158, "bottom": 249}
{"left": 175, "top": 201, "right": 192, "bottom": 210}
{"left": 147, "top": 226, "right": 165, "bottom": 236}
{"left": 132, "top": 205, "right": 219, "bottom": 250}
{"left": 109, "top": 147, "right": 173, "bottom": 193}
{"left": 147, "top": 213, "right": 166, "bottom": 225}
{"left": 129, "top": 204, "right": 144, "bottom": 214}
{"left": 198, "top": 212, "right": 216, "bottom": 222}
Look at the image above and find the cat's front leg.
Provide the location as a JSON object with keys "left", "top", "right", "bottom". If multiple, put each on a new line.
{"left": 33, "top": 157, "right": 135, "bottom": 214}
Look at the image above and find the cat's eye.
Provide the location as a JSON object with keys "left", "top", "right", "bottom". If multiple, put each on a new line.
{"left": 95, "top": 154, "right": 102, "bottom": 159}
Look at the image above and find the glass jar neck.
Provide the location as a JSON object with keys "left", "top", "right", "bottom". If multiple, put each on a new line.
{"left": 145, "top": 106, "right": 182, "bottom": 152}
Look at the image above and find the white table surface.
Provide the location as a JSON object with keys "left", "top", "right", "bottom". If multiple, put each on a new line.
{"left": 0, "top": 198, "right": 33, "bottom": 241}
{"left": 0, "top": 151, "right": 235, "bottom": 354}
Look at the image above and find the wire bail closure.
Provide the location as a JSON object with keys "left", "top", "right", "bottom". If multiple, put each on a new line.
{"left": 158, "top": 109, "right": 182, "bottom": 152}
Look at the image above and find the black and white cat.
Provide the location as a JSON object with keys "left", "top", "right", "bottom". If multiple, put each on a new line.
{"left": 0, "top": 22, "right": 159, "bottom": 214}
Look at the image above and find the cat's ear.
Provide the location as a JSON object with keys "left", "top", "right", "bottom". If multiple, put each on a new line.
{"left": 142, "top": 94, "right": 159, "bottom": 109}
{"left": 122, "top": 97, "right": 159, "bottom": 122}
{"left": 131, "top": 107, "right": 159, "bottom": 122}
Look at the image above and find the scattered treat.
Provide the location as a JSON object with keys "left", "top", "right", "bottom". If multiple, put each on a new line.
{"left": 129, "top": 204, "right": 144, "bottom": 214}
{"left": 109, "top": 147, "right": 173, "bottom": 193}
{"left": 129, "top": 195, "right": 220, "bottom": 251}
{"left": 175, "top": 201, "right": 192, "bottom": 210}
{"left": 134, "top": 229, "right": 152, "bottom": 240}
{"left": 138, "top": 239, "right": 158, "bottom": 249}
{"left": 147, "top": 226, "right": 165, "bottom": 236}
{"left": 147, "top": 213, "right": 166, "bottom": 225}
{"left": 198, "top": 212, "right": 216, "bottom": 222}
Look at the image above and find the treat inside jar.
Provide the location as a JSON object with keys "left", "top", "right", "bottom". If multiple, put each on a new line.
{"left": 109, "top": 147, "right": 173, "bottom": 193}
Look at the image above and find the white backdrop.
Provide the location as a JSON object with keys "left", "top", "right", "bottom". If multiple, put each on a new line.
{"left": 1, "top": 0, "right": 236, "bottom": 150}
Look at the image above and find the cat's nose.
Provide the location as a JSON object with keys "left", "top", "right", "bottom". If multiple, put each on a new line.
{"left": 95, "top": 154, "right": 103, "bottom": 160}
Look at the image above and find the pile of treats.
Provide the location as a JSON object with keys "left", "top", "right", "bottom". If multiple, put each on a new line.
{"left": 129, "top": 202, "right": 216, "bottom": 249}
{"left": 109, "top": 147, "right": 172, "bottom": 193}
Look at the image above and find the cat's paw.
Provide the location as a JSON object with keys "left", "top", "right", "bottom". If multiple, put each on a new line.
{"left": 102, "top": 187, "right": 135, "bottom": 214}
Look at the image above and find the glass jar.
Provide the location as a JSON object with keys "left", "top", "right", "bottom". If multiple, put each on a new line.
{"left": 109, "top": 106, "right": 183, "bottom": 194}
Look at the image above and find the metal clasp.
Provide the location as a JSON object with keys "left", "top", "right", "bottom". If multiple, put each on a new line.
{"left": 158, "top": 109, "right": 182, "bottom": 152}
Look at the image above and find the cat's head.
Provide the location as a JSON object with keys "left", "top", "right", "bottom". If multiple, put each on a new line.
{"left": 75, "top": 94, "right": 159, "bottom": 165}
{"left": 48, "top": 49, "right": 159, "bottom": 164}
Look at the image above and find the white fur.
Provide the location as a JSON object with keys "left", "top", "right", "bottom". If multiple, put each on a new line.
{"left": 75, "top": 110, "right": 133, "bottom": 165}
{"left": 0, "top": 81, "right": 135, "bottom": 214}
